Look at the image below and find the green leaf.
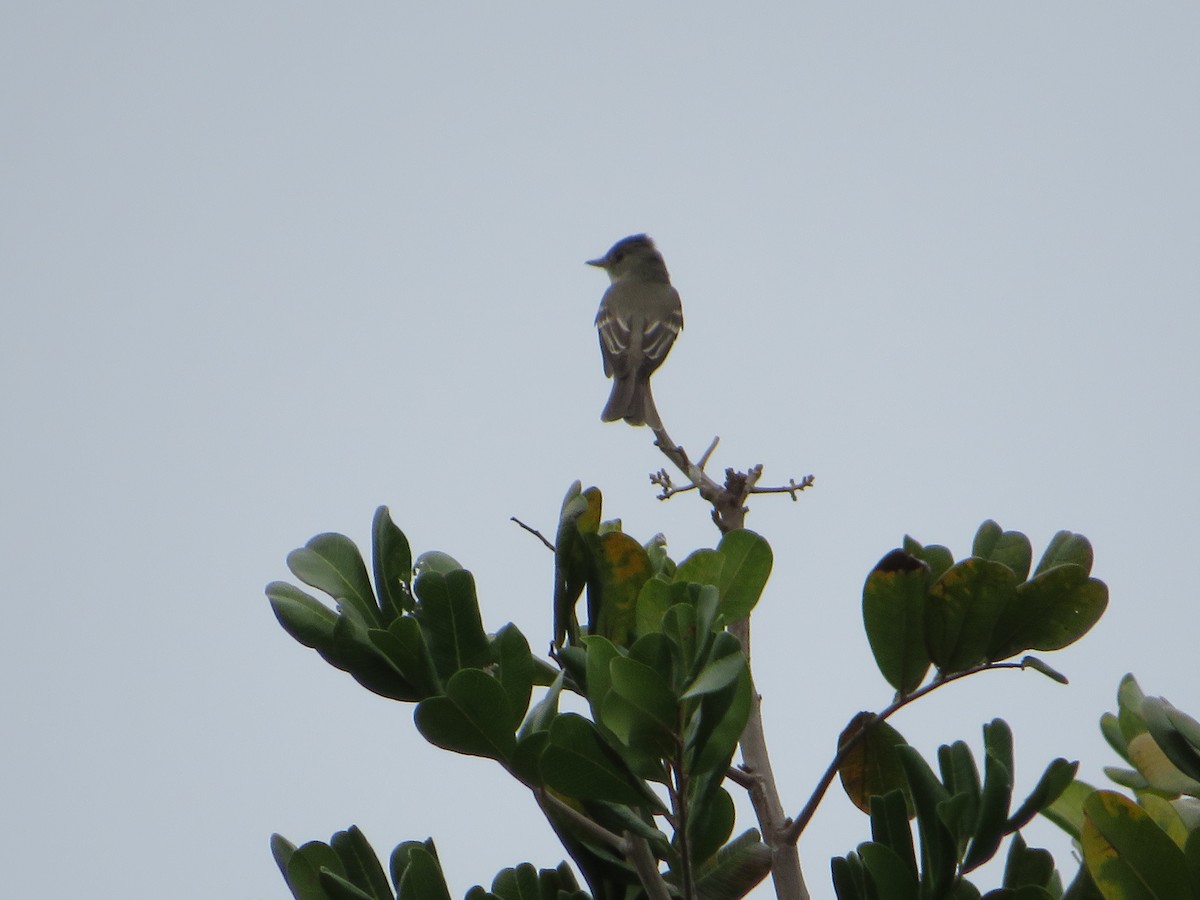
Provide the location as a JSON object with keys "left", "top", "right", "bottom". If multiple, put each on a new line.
{"left": 586, "top": 531, "right": 651, "bottom": 647}
{"left": 510, "top": 731, "right": 549, "bottom": 788}
{"left": 519, "top": 673, "right": 563, "bottom": 741}
{"left": 318, "top": 869, "right": 377, "bottom": 900}
{"left": 832, "top": 853, "right": 867, "bottom": 900}
{"left": 1100, "top": 712, "right": 1130, "bottom": 760}
{"left": 863, "top": 553, "right": 931, "bottom": 695}
{"left": 691, "top": 829, "right": 772, "bottom": 900}
{"left": 1138, "top": 794, "right": 1188, "bottom": 850}
{"left": 369, "top": 616, "right": 441, "bottom": 699}
{"left": 962, "top": 748, "right": 1014, "bottom": 872}
{"left": 1039, "top": 779, "right": 1095, "bottom": 840}
{"left": 494, "top": 624, "right": 535, "bottom": 731}
{"left": 715, "top": 529, "right": 773, "bottom": 622}
{"left": 634, "top": 578, "right": 674, "bottom": 636}
{"left": 286, "top": 841, "right": 347, "bottom": 900}
{"left": 688, "top": 786, "right": 736, "bottom": 864}
{"left": 688, "top": 634, "right": 750, "bottom": 769}
{"left": 582, "top": 635, "right": 621, "bottom": 736}
{"left": 553, "top": 482, "right": 597, "bottom": 647}
{"left": 288, "top": 532, "right": 380, "bottom": 628}
{"left": 414, "top": 668, "right": 516, "bottom": 762}
{"left": 1001, "top": 832, "right": 1056, "bottom": 890}
{"left": 492, "top": 863, "right": 540, "bottom": 900}
{"left": 661, "top": 601, "right": 701, "bottom": 684}
{"left": 682, "top": 651, "right": 746, "bottom": 700}
{"left": 372, "top": 506, "right": 413, "bottom": 620}
{"left": 926, "top": 559, "right": 1017, "bottom": 673}
{"left": 1186, "top": 829, "right": 1200, "bottom": 892}
{"left": 902, "top": 535, "right": 955, "bottom": 582}
{"left": 1034, "top": 531, "right": 1094, "bottom": 577}
{"left": 412, "top": 551, "right": 464, "bottom": 577}
{"left": 1021, "top": 656, "right": 1068, "bottom": 685}
{"left": 332, "top": 615, "right": 421, "bottom": 701}
{"left": 972, "top": 521, "right": 1033, "bottom": 582}
{"left": 1143, "top": 696, "right": 1200, "bottom": 783}
{"left": 674, "top": 548, "right": 724, "bottom": 588}
{"left": 1008, "top": 758, "right": 1079, "bottom": 831}
{"left": 608, "top": 655, "right": 678, "bottom": 736}
{"left": 859, "top": 841, "right": 919, "bottom": 900}
{"left": 838, "top": 714, "right": 913, "bottom": 815}
{"left": 869, "top": 791, "right": 917, "bottom": 876}
{"left": 390, "top": 841, "right": 430, "bottom": 899}
{"left": 897, "top": 746, "right": 956, "bottom": 896}
{"left": 1127, "top": 731, "right": 1200, "bottom": 796}
{"left": 330, "top": 826, "right": 392, "bottom": 900}
{"left": 540, "top": 713, "right": 662, "bottom": 810}
{"left": 643, "top": 532, "right": 674, "bottom": 577}
{"left": 938, "top": 741, "right": 981, "bottom": 848}
{"left": 398, "top": 845, "right": 452, "bottom": 900}
{"left": 413, "top": 569, "right": 490, "bottom": 678}
{"left": 989, "top": 564, "right": 1107, "bottom": 660}
{"left": 271, "top": 832, "right": 298, "bottom": 879}
{"left": 603, "top": 661, "right": 679, "bottom": 761}
{"left": 268, "top": 581, "right": 338, "bottom": 650}
{"left": 1082, "top": 790, "right": 1191, "bottom": 900}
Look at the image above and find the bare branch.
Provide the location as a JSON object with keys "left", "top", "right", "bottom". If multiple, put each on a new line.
{"left": 725, "top": 764, "right": 759, "bottom": 789}
{"left": 650, "top": 468, "right": 698, "bottom": 500}
{"left": 510, "top": 516, "right": 556, "bottom": 551}
{"left": 648, "top": 422, "right": 812, "bottom": 533}
{"left": 748, "top": 475, "right": 816, "bottom": 501}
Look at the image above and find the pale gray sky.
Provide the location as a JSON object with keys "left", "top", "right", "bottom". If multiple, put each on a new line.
{"left": 3, "top": 4, "right": 1197, "bottom": 898}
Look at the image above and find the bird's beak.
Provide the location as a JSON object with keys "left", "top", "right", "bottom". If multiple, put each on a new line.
{"left": 585, "top": 256, "right": 606, "bottom": 268}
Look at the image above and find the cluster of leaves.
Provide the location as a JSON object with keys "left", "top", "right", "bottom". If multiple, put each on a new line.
{"left": 271, "top": 830, "right": 586, "bottom": 900}
{"left": 267, "top": 484, "right": 776, "bottom": 900}
{"left": 829, "top": 522, "right": 1113, "bottom": 899}
{"left": 267, "top": 497, "right": 1133, "bottom": 900}
{"left": 833, "top": 718, "right": 1078, "bottom": 899}
{"left": 863, "top": 520, "right": 1108, "bottom": 695}
{"left": 1042, "top": 675, "right": 1200, "bottom": 899}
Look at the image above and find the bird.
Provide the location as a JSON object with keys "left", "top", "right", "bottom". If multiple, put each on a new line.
{"left": 587, "top": 235, "right": 684, "bottom": 430}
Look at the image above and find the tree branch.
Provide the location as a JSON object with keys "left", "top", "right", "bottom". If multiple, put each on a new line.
{"left": 782, "top": 661, "right": 1028, "bottom": 845}
{"left": 510, "top": 517, "right": 556, "bottom": 551}
{"left": 643, "top": 416, "right": 814, "bottom": 900}
{"left": 648, "top": 424, "right": 812, "bottom": 533}
{"left": 730, "top": 615, "right": 808, "bottom": 900}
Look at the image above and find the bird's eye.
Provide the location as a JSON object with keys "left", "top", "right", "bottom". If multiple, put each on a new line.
{"left": 611, "top": 250, "right": 624, "bottom": 263}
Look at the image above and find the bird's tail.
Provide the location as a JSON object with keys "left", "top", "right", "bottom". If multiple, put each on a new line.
{"left": 602, "top": 377, "right": 662, "bottom": 430}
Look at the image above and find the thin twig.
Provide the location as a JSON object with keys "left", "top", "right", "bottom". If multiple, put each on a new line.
{"left": 782, "top": 661, "right": 1027, "bottom": 845}
{"left": 725, "top": 765, "right": 758, "bottom": 789}
{"left": 510, "top": 516, "right": 556, "bottom": 551}
{"left": 748, "top": 475, "right": 816, "bottom": 501}
{"left": 648, "top": 424, "right": 812, "bottom": 532}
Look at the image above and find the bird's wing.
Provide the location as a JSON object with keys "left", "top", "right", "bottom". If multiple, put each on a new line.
{"left": 637, "top": 285, "right": 683, "bottom": 376}
{"left": 596, "top": 295, "right": 640, "bottom": 379}
{"left": 639, "top": 311, "right": 682, "bottom": 374}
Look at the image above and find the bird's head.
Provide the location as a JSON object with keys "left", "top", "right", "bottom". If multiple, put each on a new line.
{"left": 586, "top": 234, "right": 670, "bottom": 284}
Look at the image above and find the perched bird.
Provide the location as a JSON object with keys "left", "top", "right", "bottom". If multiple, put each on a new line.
{"left": 587, "top": 235, "right": 684, "bottom": 430}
